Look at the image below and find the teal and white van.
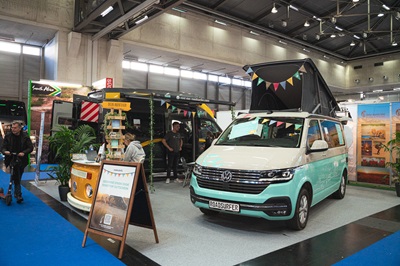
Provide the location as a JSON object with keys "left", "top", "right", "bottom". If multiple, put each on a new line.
{"left": 189, "top": 59, "right": 348, "bottom": 230}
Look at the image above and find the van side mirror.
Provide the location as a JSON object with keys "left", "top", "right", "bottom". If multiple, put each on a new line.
{"left": 307, "top": 140, "right": 328, "bottom": 154}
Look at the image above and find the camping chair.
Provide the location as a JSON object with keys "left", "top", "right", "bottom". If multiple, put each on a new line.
{"left": 180, "top": 157, "right": 194, "bottom": 188}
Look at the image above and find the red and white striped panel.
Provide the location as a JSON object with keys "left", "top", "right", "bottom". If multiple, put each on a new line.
{"left": 80, "top": 101, "right": 100, "bottom": 122}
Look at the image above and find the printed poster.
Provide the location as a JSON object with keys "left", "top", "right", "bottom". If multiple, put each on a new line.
{"left": 89, "top": 163, "right": 136, "bottom": 236}
{"left": 357, "top": 103, "right": 390, "bottom": 184}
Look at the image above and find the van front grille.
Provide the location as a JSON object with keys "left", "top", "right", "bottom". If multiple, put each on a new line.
{"left": 196, "top": 167, "right": 269, "bottom": 194}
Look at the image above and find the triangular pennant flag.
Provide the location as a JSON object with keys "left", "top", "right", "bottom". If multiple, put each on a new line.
{"left": 262, "top": 119, "right": 269, "bottom": 124}
{"left": 280, "top": 81, "right": 286, "bottom": 90}
{"left": 166, "top": 103, "right": 170, "bottom": 109}
{"left": 188, "top": 112, "right": 191, "bottom": 117}
{"left": 183, "top": 110, "right": 188, "bottom": 117}
{"left": 252, "top": 73, "right": 258, "bottom": 80}
{"left": 299, "top": 64, "right": 307, "bottom": 73}
{"left": 287, "top": 77, "right": 293, "bottom": 86}
{"left": 269, "top": 120, "right": 277, "bottom": 125}
{"left": 246, "top": 67, "right": 253, "bottom": 74}
{"left": 286, "top": 123, "right": 293, "bottom": 128}
{"left": 293, "top": 71, "right": 301, "bottom": 80}
{"left": 257, "top": 77, "right": 264, "bottom": 86}
{"left": 273, "top": 83, "right": 279, "bottom": 91}
{"left": 171, "top": 105, "right": 176, "bottom": 112}
{"left": 177, "top": 108, "right": 181, "bottom": 114}
{"left": 277, "top": 121, "right": 284, "bottom": 127}
{"left": 295, "top": 124, "right": 302, "bottom": 130}
{"left": 192, "top": 111, "right": 196, "bottom": 117}
{"left": 160, "top": 100, "right": 165, "bottom": 106}
{"left": 265, "top": 82, "right": 271, "bottom": 89}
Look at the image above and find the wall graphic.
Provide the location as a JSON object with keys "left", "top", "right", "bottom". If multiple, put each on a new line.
{"left": 28, "top": 80, "right": 92, "bottom": 163}
{"left": 357, "top": 103, "right": 390, "bottom": 184}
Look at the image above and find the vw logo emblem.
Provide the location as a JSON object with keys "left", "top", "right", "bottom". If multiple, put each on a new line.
{"left": 221, "top": 170, "right": 232, "bottom": 182}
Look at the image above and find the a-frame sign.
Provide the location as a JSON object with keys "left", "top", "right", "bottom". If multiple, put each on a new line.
{"left": 82, "top": 161, "right": 158, "bottom": 259}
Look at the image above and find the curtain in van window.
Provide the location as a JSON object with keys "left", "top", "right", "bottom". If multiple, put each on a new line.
{"left": 307, "top": 120, "right": 322, "bottom": 147}
{"left": 320, "top": 120, "right": 344, "bottom": 148}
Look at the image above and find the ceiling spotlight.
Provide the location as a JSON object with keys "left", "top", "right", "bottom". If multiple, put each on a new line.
{"left": 377, "top": 11, "right": 384, "bottom": 17}
{"left": 353, "top": 0, "right": 360, "bottom": 2}
{"left": 281, "top": 20, "right": 287, "bottom": 27}
{"left": 354, "top": 79, "right": 360, "bottom": 84}
{"left": 304, "top": 20, "right": 310, "bottom": 27}
{"left": 362, "top": 32, "right": 368, "bottom": 38}
{"left": 350, "top": 41, "right": 356, "bottom": 46}
{"left": 383, "top": 75, "right": 388, "bottom": 80}
{"left": 392, "top": 41, "right": 398, "bottom": 46}
{"left": 302, "top": 34, "right": 308, "bottom": 40}
{"left": 315, "top": 34, "right": 321, "bottom": 40}
{"left": 330, "top": 33, "right": 337, "bottom": 38}
{"left": 368, "top": 77, "right": 374, "bottom": 82}
{"left": 331, "top": 16, "right": 337, "bottom": 24}
{"left": 271, "top": 3, "right": 278, "bottom": 13}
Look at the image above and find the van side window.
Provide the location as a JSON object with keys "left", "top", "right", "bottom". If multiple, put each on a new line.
{"left": 307, "top": 120, "right": 322, "bottom": 147}
{"left": 320, "top": 120, "right": 345, "bottom": 148}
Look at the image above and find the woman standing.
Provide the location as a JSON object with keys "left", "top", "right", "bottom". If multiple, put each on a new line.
{"left": 123, "top": 133, "right": 145, "bottom": 163}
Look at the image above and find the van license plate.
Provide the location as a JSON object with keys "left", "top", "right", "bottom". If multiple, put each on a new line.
{"left": 209, "top": 200, "right": 240, "bottom": 212}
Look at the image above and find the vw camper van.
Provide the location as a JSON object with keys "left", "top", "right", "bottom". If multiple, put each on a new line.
{"left": 189, "top": 59, "right": 348, "bottom": 230}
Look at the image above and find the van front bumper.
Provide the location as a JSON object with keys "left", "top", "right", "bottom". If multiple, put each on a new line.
{"left": 190, "top": 186, "right": 292, "bottom": 218}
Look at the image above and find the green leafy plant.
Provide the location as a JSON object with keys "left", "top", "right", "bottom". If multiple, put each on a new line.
{"left": 47, "top": 125, "right": 97, "bottom": 186}
{"left": 382, "top": 131, "right": 400, "bottom": 185}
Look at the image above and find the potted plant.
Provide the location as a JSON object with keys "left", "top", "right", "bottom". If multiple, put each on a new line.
{"left": 382, "top": 131, "right": 400, "bottom": 197}
{"left": 47, "top": 124, "right": 97, "bottom": 201}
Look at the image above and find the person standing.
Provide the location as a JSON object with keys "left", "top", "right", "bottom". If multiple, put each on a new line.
{"left": 162, "top": 121, "right": 183, "bottom": 184}
{"left": 123, "top": 133, "right": 146, "bottom": 163}
{"left": 1, "top": 121, "right": 33, "bottom": 203}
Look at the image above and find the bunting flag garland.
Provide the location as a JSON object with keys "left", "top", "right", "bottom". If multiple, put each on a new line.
{"left": 161, "top": 100, "right": 165, "bottom": 106}
{"left": 277, "top": 121, "right": 284, "bottom": 127}
{"left": 171, "top": 105, "right": 176, "bottom": 112}
{"left": 183, "top": 110, "right": 188, "bottom": 117}
{"left": 192, "top": 111, "right": 196, "bottom": 117}
{"left": 166, "top": 103, "right": 170, "bottom": 109}
{"left": 103, "top": 168, "right": 135, "bottom": 177}
{"left": 248, "top": 64, "right": 307, "bottom": 92}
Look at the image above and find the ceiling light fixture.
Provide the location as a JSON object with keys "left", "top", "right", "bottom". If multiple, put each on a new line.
{"left": 315, "top": 34, "right": 321, "bottom": 40}
{"left": 331, "top": 16, "right": 337, "bottom": 24}
{"left": 304, "top": 20, "right": 310, "bottom": 27}
{"left": 377, "top": 11, "right": 384, "bottom": 17}
{"left": 392, "top": 40, "right": 398, "bottom": 46}
{"left": 271, "top": 3, "right": 278, "bottom": 13}
{"left": 249, "top": 31, "right": 260, "bottom": 36}
{"left": 354, "top": 79, "right": 360, "bottom": 84}
{"left": 353, "top": 35, "right": 361, "bottom": 39}
{"left": 335, "top": 26, "right": 343, "bottom": 31}
{"left": 289, "top": 5, "right": 298, "bottom": 11}
{"left": 323, "top": 55, "right": 330, "bottom": 59}
{"left": 279, "top": 40, "right": 287, "bottom": 45}
{"left": 350, "top": 41, "right": 356, "bottom": 46}
{"left": 101, "top": 6, "right": 113, "bottom": 17}
{"left": 352, "top": 0, "right": 359, "bottom": 2}
{"left": 330, "top": 34, "right": 337, "bottom": 38}
{"left": 172, "top": 7, "right": 186, "bottom": 13}
{"left": 303, "top": 48, "right": 310, "bottom": 53}
{"left": 281, "top": 20, "right": 287, "bottom": 27}
{"left": 215, "top": 19, "right": 227, "bottom": 26}
{"left": 135, "top": 15, "right": 149, "bottom": 24}
{"left": 382, "top": 4, "right": 390, "bottom": 11}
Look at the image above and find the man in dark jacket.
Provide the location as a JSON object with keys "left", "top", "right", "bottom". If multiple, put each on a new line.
{"left": 2, "top": 121, "right": 33, "bottom": 203}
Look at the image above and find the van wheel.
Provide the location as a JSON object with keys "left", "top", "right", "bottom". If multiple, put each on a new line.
{"left": 288, "top": 188, "right": 310, "bottom": 230}
{"left": 200, "top": 208, "right": 219, "bottom": 216}
{"left": 333, "top": 172, "right": 346, "bottom": 199}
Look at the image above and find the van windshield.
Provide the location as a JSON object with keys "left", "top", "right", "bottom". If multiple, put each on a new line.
{"left": 216, "top": 116, "right": 304, "bottom": 148}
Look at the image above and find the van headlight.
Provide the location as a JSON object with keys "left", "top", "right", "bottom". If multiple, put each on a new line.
{"left": 259, "top": 168, "right": 295, "bottom": 183}
{"left": 193, "top": 163, "right": 203, "bottom": 177}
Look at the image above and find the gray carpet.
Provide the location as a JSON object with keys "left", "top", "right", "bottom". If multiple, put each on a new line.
{"left": 34, "top": 180, "right": 400, "bottom": 266}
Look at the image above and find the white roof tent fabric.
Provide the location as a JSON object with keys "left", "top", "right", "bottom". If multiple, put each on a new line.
{"left": 243, "top": 58, "right": 340, "bottom": 118}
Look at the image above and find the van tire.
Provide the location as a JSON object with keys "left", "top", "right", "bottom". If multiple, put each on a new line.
{"left": 333, "top": 172, "right": 347, "bottom": 199}
{"left": 200, "top": 208, "right": 219, "bottom": 216}
{"left": 288, "top": 188, "right": 310, "bottom": 230}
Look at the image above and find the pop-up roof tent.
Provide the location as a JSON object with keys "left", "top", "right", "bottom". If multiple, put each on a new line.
{"left": 243, "top": 58, "right": 340, "bottom": 117}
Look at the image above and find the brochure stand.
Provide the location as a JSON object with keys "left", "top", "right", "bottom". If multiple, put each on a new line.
{"left": 82, "top": 161, "right": 158, "bottom": 259}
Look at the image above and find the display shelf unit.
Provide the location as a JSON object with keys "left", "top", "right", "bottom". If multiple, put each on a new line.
{"left": 104, "top": 109, "right": 126, "bottom": 160}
